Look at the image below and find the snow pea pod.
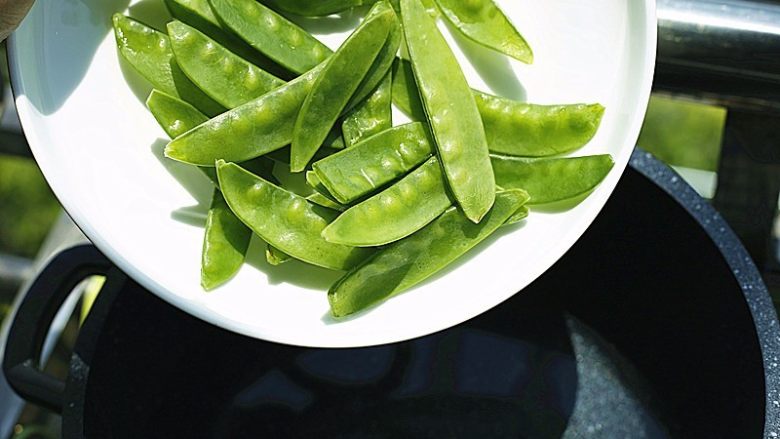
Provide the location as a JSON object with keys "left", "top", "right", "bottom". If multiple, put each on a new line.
{"left": 165, "top": 35, "right": 394, "bottom": 168}
{"left": 476, "top": 94, "right": 605, "bottom": 157}
{"left": 266, "top": 146, "right": 342, "bottom": 166}
{"left": 216, "top": 161, "right": 374, "bottom": 270}
{"left": 391, "top": 57, "right": 426, "bottom": 122}
{"left": 146, "top": 89, "right": 209, "bottom": 138}
{"left": 261, "top": 0, "right": 379, "bottom": 16}
{"left": 401, "top": 0, "right": 495, "bottom": 223}
{"left": 167, "top": 21, "right": 285, "bottom": 109}
{"left": 306, "top": 193, "right": 347, "bottom": 211}
{"left": 208, "top": 0, "right": 331, "bottom": 74}
{"left": 491, "top": 154, "right": 614, "bottom": 204}
{"left": 266, "top": 245, "right": 292, "bottom": 265}
{"left": 389, "top": 0, "right": 439, "bottom": 18}
{"left": 505, "top": 205, "right": 529, "bottom": 225}
{"left": 313, "top": 122, "right": 434, "bottom": 204}
{"left": 166, "top": 0, "right": 222, "bottom": 30}
{"left": 164, "top": 0, "right": 279, "bottom": 73}
{"left": 166, "top": 65, "right": 322, "bottom": 166}
{"left": 392, "top": 58, "right": 605, "bottom": 157}
{"left": 328, "top": 189, "right": 529, "bottom": 317}
{"left": 112, "top": 14, "right": 224, "bottom": 117}
{"left": 146, "top": 90, "right": 255, "bottom": 289}
{"left": 434, "top": 0, "right": 533, "bottom": 64}
{"left": 342, "top": 72, "right": 392, "bottom": 147}
{"left": 305, "top": 171, "right": 339, "bottom": 201}
{"left": 345, "top": 1, "right": 402, "bottom": 111}
{"left": 148, "top": 90, "right": 277, "bottom": 183}
{"left": 323, "top": 156, "right": 452, "bottom": 247}
{"left": 291, "top": 5, "right": 394, "bottom": 171}
{"left": 146, "top": 90, "right": 218, "bottom": 182}
{"left": 202, "top": 190, "right": 252, "bottom": 290}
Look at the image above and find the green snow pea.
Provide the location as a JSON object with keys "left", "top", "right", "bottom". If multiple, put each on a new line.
{"left": 392, "top": 58, "right": 605, "bottom": 157}
{"left": 305, "top": 171, "right": 348, "bottom": 211}
{"left": 291, "top": 5, "right": 394, "bottom": 172}
{"left": 202, "top": 190, "right": 252, "bottom": 290}
{"left": 146, "top": 89, "right": 209, "bottom": 138}
{"left": 345, "top": 1, "right": 402, "bottom": 111}
{"left": 167, "top": 21, "right": 285, "bottom": 109}
{"left": 401, "top": 0, "right": 495, "bottom": 223}
{"left": 476, "top": 94, "right": 605, "bottom": 157}
{"left": 313, "top": 122, "right": 434, "bottom": 204}
{"left": 145, "top": 90, "right": 256, "bottom": 289}
{"left": 261, "top": 0, "right": 379, "bottom": 16}
{"left": 266, "top": 245, "right": 292, "bottom": 265}
{"left": 391, "top": 57, "right": 427, "bottom": 122}
{"left": 147, "top": 89, "right": 279, "bottom": 182}
{"left": 146, "top": 89, "right": 218, "bottom": 182}
{"left": 266, "top": 146, "right": 342, "bottom": 166}
{"left": 328, "top": 188, "right": 529, "bottom": 317}
{"left": 434, "top": 0, "right": 533, "bottom": 64}
{"left": 306, "top": 171, "right": 340, "bottom": 203}
{"left": 111, "top": 14, "right": 224, "bottom": 117}
{"left": 164, "top": 0, "right": 287, "bottom": 76}
{"left": 491, "top": 154, "right": 614, "bottom": 204}
{"left": 389, "top": 0, "right": 439, "bottom": 18}
{"left": 342, "top": 72, "right": 392, "bottom": 147}
{"left": 166, "top": 65, "right": 322, "bottom": 166}
{"left": 216, "top": 161, "right": 374, "bottom": 270}
{"left": 166, "top": 0, "right": 222, "bottom": 31}
{"left": 208, "top": 0, "right": 332, "bottom": 74}
{"left": 324, "top": 130, "right": 347, "bottom": 150}
{"left": 323, "top": 156, "right": 452, "bottom": 247}
{"left": 505, "top": 205, "right": 529, "bottom": 225}
{"left": 306, "top": 193, "right": 347, "bottom": 211}
{"left": 165, "top": 31, "right": 395, "bottom": 168}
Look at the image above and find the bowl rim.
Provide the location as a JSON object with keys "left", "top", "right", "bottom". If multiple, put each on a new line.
{"left": 7, "top": 0, "right": 659, "bottom": 348}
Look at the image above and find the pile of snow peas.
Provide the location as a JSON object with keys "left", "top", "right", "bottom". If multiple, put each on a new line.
{"left": 112, "top": 0, "right": 614, "bottom": 317}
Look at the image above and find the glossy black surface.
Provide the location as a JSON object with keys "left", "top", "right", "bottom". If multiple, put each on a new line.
{"left": 58, "top": 157, "right": 772, "bottom": 438}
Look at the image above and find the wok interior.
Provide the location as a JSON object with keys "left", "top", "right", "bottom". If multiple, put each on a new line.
{"left": 80, "top": 169, "right": 765, "bottom": 438}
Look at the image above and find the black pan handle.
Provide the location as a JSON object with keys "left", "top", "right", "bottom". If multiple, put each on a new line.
{"left": 2, "top": 244, "right": 119, "bottom": 412}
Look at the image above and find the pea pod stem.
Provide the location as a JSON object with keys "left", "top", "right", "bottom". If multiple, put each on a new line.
{"left": 266, "top": 245, "right": 292, "bottom": 265}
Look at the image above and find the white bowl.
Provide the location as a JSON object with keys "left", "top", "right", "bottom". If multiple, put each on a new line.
{"left": 8, "top": 0, "right": 656, "bottom": 347}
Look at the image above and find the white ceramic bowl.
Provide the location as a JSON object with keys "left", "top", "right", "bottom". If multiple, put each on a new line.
{"left": 9, "top": 0, "right": 656, "bottom": 347}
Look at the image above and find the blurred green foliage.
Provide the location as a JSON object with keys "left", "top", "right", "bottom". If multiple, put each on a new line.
{"left": 0, "top": 156, "right": 61, "bottom": 258}
{"left": 638, "top": 95, "right": 726, "bottom": 172}
{"left": 0, "top": 39, "right": 59, "bottom": 259}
